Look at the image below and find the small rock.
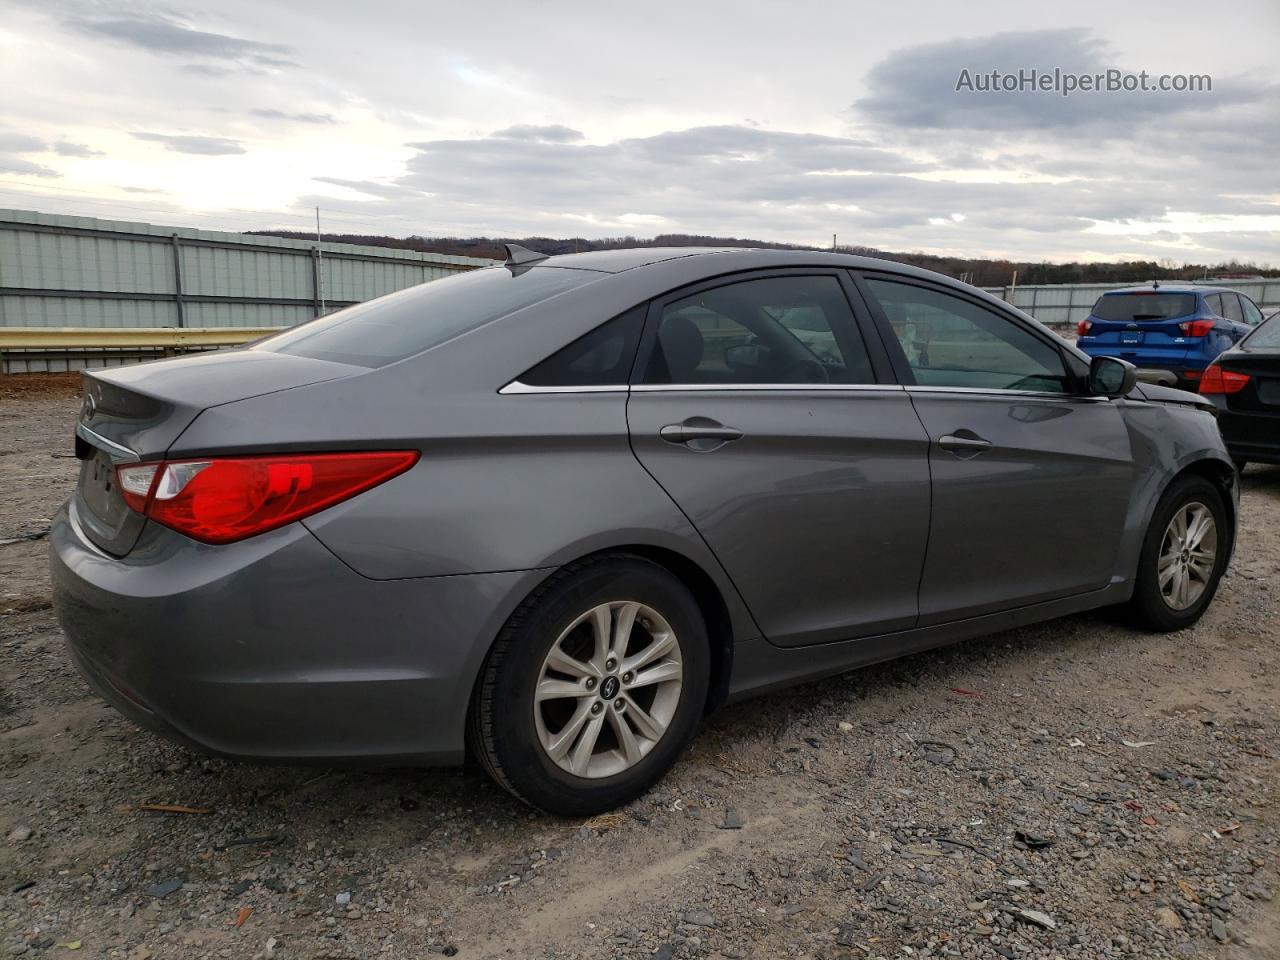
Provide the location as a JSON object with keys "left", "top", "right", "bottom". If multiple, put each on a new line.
{"left": 147, "top": 878, "right": 183, "bottom": 899}
{"left": 1211, "top": 917, "right": 1228, "bottom": 942}
{"left": 335, "top": 892, "right": 352, "bottom": 906}
{"left": 1154, "top": 906, "right": 1183, "bottom": 930}
{"left": 651, "top": 946, "right": 677, "bottom": 960}
{"left": 7, "top": 825, "right": 33, "bottom": 845}
{"left": 681, "top": 909, "right": 716, "bottom": 928}
{"left": 719, "top": 807, "right": 744, "bottom": 830}
{"left": 1015, "top": 908, "right": 1057, "bottom": 930}
{"left": 838, "top": 721, "right": 854, "bottom": 733}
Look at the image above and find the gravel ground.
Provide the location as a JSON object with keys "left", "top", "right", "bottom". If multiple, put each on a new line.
{"left": 1, "top": 375, "right": 1277, "bottom": 960}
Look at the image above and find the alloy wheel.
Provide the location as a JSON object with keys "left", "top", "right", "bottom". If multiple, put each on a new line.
{"left": 534, "top": 601, "right": 684, "bottom": 779}
{"left": 1157, "top": 501, "right": 1218, "bottom": 611}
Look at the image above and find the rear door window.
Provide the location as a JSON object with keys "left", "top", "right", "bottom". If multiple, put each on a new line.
{"left": 1205, "top": 293, "right": 1223, "bottom": 316}
{"left": 1221, "top": 293, "right": 1244, "bottom": 323}
{"left": 641, "top": 274, "right": 874, "bottom": 385}
{"left": 1091, "top": 293, "right": 1196, "bottom": 322}
{"left": 256, "top": 267, "right": 598, "bottom": 368}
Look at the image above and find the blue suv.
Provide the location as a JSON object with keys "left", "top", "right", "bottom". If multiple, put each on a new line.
{"left": 1076, "top": 285, "right": 1264, "bottom": 390}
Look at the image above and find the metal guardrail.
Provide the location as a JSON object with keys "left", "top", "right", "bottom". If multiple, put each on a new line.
{"left": 0, "top": 326, "right": 281, "bottom": 373}
{"left": 0, "top": 326, "right": 282, "bottom": 348}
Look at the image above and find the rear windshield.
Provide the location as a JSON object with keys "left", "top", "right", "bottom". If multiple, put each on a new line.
{"left": 1244, "top": 313, "right": 1280, "bottom": 348}
{"left": 255, "top": 267, "right": 597, "bottom": 367}
{"left": 1091, "top": 293, "right": 1195, "bottom": 322}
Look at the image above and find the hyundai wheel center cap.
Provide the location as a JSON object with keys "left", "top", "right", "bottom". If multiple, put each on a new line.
{"left": 600, "top": 676, "right": 620, "bottom": 700}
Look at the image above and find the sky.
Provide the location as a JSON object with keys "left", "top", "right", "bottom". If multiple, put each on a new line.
{"left": 0, "top": 0, "right": 1277, "bottom": 264}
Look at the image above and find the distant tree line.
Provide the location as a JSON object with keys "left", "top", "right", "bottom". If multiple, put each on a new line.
{"left": 249, "top": 230, "right": 1278, "bottom": 286}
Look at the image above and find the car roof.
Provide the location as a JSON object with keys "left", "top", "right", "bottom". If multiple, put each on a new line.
{"left": 532, "top": 247, "right": 740, "bottom": 272}
{"left": 532, "top": 245, "right": 963, "bottom": 279}
{"left": 1103, "top": 285, "right": 1229, "bottom": 295}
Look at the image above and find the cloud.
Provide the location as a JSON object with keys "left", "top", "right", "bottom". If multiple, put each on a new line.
{"left": 490, "top": 124, "right": 585, "bottom": 143}
{"left": 132, "top": 132, "right": 246, "bottom": 155}
{"left": 251, "top": 109, "right": 337, "bottom": 125}
{"left": 0, "top": 156, "right": 59, "bottom": 177}
{"left": 65, "top": 12, "right": 296, "bottom": 69}
{"left": 294, "top": 117, "right": 1278, "bottom": 264}
{"left": 313, "top": 177, "right": 428, "bottom": 200}
{"left": 854, "top": 28, "right": 1268, "bottom": 134}
{"left": 53, "top": 141, "right": 103, "bottom": 157}
{"left": 0, "top": 132, "right": 47, "bottom": 153}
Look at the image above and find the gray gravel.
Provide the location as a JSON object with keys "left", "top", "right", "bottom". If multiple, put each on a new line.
{"left": 1, "top": 382, "right": 1277, "bottom": 959}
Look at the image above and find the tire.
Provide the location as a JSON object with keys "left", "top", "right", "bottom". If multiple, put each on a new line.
{"left": 467, "top": 554, "right": 710, "bottom": 816}
{"left": 1124, "top": 475, "right": 1229, "bottom": 632}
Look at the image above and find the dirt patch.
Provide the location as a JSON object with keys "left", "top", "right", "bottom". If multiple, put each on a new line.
{"left": 0, "top": 392, "right": 1276, "bottom": 959}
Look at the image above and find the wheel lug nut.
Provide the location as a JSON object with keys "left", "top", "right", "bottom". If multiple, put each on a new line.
{"left": 622, "top": 672, "right": 634, "bottom": 684}
{"left": 585, "top": 677, "right": 597, "bottom": 690}
{"left": 614, "top": 699, "right": 626, "bottom": 711}
{"left": 591, "top": 701, "right": 603, "bottom": 714}
{"left": 605, "top": 658, "right": 617, "bottom": 672}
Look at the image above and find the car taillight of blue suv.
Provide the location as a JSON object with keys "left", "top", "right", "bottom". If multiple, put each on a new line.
{"left": 1076, "top": 285, "right": 1264, "bottom": 390}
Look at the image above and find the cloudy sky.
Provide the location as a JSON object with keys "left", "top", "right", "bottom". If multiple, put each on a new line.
{"left": 1, "top": 0, "right": 1277, "bottom": 263}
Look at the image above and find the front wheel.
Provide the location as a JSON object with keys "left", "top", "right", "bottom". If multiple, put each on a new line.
{"left": 467, "top": 555, "right": 709, "bottom": 816}
{"left": 1124, "top": 475, "right": 1229, "bottom": 631}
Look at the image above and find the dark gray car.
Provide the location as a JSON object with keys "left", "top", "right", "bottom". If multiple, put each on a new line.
{"left": 51, "top": 246, "right": 1238, "bottom": 814}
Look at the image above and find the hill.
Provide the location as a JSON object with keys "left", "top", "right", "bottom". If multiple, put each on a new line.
{"left": 248, "top": 230, "right": 1277, "bottom": 287}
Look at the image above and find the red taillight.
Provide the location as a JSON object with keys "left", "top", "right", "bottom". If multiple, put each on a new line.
{"left": 1199, "top": 365, "right": 1250, "bottom": 395}
{"left": 1076, "top": 319, "right": 1093, "bottom": 336}
{"left": 1179, "top": 319, "right": 1215, "bottom": 337}
{"left": 1182, "top": 369, "right": 1202, "bottom": 381}
{"left": 116, "top": 451, "right": 419, "bottom": 544}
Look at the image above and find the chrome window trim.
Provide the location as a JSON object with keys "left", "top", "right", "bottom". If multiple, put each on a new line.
{"left": 905, "top": 385, "right": 1109, "bottom": 403}
{"left": 500, "top": 381, "right": 906, "bottom": 395}
{"left": 75, "top": 422, "right": 141, "bottom": 463}
{"left": 499, "top": 381, "right": 628, "bottom": 395}
{"left": 631, "top": 382, "right": 903, "bottom": 393}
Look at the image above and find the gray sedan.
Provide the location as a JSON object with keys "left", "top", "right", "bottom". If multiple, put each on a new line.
{"left": 52, "top": 246, "right": 1237, "bottom": 815}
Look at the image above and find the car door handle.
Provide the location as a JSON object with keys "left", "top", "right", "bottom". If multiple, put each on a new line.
{"left": 660, "top": 418, "right": 743, "bottom": 448}
{"left": 938, "top": 432, "right": 992, "bottom": 456}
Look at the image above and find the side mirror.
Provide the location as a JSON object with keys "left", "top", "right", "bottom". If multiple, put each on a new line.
{"left": 1087, "top": 355, "right": 1137, "bottom": 397}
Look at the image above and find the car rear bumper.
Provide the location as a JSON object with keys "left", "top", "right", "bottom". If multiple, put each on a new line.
{"left": 50, "top": 499, "right": 549, "bottom": 765}
{"left": 1216, "top": 410, "right": 1280, "bottom": 464}
{"left": 1078, "top": 342, "right": 1207, "bottom": 388}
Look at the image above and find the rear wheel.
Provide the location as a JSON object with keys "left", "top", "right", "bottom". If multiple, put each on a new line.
{"left": 468, "top": 555, "right": 709, "bottom": 815}
{"left": 1124, "top": 475, "right": 1228, "bottom": 631}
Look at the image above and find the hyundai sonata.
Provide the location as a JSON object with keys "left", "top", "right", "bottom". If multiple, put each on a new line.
{"left": 52, "top": 246, "right": 1237, "bottom": 815}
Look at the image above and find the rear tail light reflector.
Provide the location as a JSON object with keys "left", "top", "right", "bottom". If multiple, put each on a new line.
{"left": 1076, "top": 319, "right": 1093, "bottom": 336}
{"left": 115, "top": 451, "right": 419, "bottom": 544}
{"left": 1199, "top": 365, "right": 1250, "bottom": 395}
{"left": 1179, "top": 319, "right": 1215, "bottom": 337}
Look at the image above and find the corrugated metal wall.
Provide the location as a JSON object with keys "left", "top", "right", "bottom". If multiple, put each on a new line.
{"left": 983, "top": 280, "right": 1280, "bottom": 331}
{"left": 0, "top": 208, "right": 496, "bottom": 372}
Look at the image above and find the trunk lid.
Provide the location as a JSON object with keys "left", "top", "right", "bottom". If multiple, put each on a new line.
{"left": 73, "top": 349, "right": 364, "bottom": 556}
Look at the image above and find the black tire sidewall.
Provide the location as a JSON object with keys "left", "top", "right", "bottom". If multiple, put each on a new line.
{"left": 485, "top": 558, "right": 710, "bottom": 816}
{"left": 1131, "top": 476, "right": 1229, "bottom": 631}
